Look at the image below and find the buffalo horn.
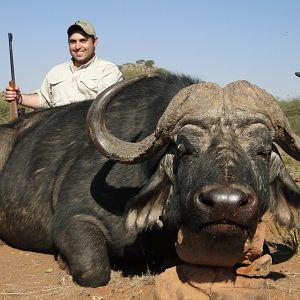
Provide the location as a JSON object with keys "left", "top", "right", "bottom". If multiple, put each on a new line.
{"left": 224, "top": 80, "right": 300, "bottom": 161}
{"left": 87, "top": 75, "right": 172, "bottom": 164}
{"left": 274, "top": 122, "right": 300, "bottom": 161}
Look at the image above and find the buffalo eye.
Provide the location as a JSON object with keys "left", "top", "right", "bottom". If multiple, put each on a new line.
{"left": 256, "top": 148, "right": 271, "bottom": 159}
{"left": 177, "top": 143, "right": 193, "bottom": 157}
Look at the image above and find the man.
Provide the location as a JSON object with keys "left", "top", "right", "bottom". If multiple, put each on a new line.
{"left": 4, "top": 20, "right": 123, "bottom": 108}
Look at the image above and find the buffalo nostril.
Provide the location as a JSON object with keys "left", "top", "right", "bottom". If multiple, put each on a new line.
{"left": 197, "top": 188, "right": 248, "bottom": 208}
{"left": 196, "top": 193, "right": 213, "bottom": 207}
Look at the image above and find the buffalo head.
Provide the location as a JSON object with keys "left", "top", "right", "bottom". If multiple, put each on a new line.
{"left": 87, "top": 75, "right": 300, "bottom": 266}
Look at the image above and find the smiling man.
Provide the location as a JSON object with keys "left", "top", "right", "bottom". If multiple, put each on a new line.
{"left": 4, "top": 20, "right": 123, "bottom": 108}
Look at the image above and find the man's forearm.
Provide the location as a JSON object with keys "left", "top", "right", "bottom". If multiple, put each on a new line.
{"left": 20, "top": 93, "right": 41, "bottom": 108}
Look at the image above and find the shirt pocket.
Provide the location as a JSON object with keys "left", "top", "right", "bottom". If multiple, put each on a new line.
{"left": 47, "top": 75, "right": 70, "bottom": 105}
{"left": 79, "top": 77, "right": 99, "bottom": 93}
{"left": 48, "top": 78, "right": 65, "bottom": 96}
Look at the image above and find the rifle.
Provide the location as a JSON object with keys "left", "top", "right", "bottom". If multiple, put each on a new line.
{"left": 8, "top": 32, "right": 19, "bottom": 121}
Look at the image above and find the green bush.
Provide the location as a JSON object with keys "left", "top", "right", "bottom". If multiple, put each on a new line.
{"left": 121, "top": 68, "right": 146, "bottom": 79}
{"left": 136, "top": 59, "right": 145, "bottom": 64}
{"left": 145, "top": 60, "right": 155, "bottom": 67}
{"left": 279, "top": 98, "right": 300, "bottom": 136}
{"left": 154, "top": 67, "right": 169, "bottom": 75}
{"left": 0, "top": 96, "right": 10, "bottom": 124}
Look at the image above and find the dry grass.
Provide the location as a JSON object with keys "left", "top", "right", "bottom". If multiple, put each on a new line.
{"left": 106, "top": 269, "right": 155, "bottom": 300}
{"left": 269, "top": 223, "right": 300, "bottom": 254}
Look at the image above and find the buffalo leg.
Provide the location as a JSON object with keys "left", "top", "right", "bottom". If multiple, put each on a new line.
{"left": 53, "top": 218, "right": 111, "bottom": 287}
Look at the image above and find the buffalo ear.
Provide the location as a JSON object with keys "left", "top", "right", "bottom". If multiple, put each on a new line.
{"left": 125, "top": 153, "right": 174, "bottom": 234}
{"left": 125, "top": 187, "right": 170, "bottom": 234}
{"left": 269, "top": 150, "right": 300, "bottom": 228}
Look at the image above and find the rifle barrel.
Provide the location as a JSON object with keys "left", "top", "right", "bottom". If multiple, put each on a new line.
{"left": 8, "top": 33, "right": 16, "bottom": 83}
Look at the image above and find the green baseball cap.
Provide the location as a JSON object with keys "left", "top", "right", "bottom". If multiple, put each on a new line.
{"left": 67, "top": 20, "right": 96, "bottom": 37}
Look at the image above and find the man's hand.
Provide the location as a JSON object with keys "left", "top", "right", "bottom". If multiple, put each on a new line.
{"left": 5, "top": 84, "right": 21, "bottom": 103}
{"left": 4, "top": 85, "right": 40, "bottom": 109}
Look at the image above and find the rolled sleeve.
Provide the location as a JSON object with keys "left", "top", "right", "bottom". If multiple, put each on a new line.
{"left": 35, "top": 75, "right": 53, "bottom": 108}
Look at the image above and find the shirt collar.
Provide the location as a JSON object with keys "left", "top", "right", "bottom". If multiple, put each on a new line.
{"left": 70, "top": 55, "right": 97, "bottom": 72}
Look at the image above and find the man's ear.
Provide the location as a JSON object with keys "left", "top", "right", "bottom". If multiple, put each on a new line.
{"left": 94, "top": 37, "right": 99, "bottom": 47}
{"left": 269, "top": 149, "right": 300, "bottom": 228}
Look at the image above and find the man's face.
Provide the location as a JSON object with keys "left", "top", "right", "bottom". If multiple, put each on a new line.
{"left": 68, "top": 32, "right": 98, "bottom": 67}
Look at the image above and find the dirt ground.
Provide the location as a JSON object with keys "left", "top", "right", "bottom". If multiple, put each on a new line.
{"left": 0, "top": 243, "right": 155, "bottom": 300}
{"left": 0, "top": 224, "right": 300, "bottom": 300}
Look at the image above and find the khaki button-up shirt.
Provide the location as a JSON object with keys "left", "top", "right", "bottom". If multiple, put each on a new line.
{"left": 36, "top": 56, "right": 123, "bottom": 107}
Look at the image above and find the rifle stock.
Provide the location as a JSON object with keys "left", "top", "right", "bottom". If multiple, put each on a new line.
{"left": 9, "top": 80, "right": 18, "bottom": 121}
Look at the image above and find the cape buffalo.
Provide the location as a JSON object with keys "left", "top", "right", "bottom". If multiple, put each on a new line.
{"left": 0, "top": 73, "right": 300, "bottom": 287}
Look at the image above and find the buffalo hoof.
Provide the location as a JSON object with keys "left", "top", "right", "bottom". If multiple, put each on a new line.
{"left": 72, "top": 266, "right": 111, "bottom": 288}
{"left": 56, "top": 254, "right": 68, "bottom": 271}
